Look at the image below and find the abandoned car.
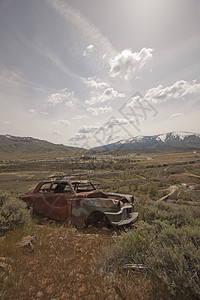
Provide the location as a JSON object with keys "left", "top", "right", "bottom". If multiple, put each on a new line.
{"left": 19, "top": 179, "right": 138, "bottom": 228}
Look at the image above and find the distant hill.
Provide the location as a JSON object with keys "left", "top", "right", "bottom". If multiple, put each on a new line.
{"left": 92, "top": 132, "right": 200, "bottom": 151}
{"left": 0, "top": 134, "right": 85, "bottom": 160}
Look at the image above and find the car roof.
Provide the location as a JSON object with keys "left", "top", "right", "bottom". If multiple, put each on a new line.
{"left": 38, "top": 180, "right": 91, "bottom": 184}
{"left": 69, "top": 180, "right": 91, "bottom": 184}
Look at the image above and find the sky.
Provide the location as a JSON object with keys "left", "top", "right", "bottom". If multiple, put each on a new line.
{"left": 0, "top": 0, "right": 200, "bottom": 148}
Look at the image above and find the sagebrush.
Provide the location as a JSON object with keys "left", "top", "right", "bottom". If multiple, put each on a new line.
{"left": 0, "top": 191, "right": 31, "bottom": 232}
{"left": 99, "top": 202, "right": 200, "bottom": 299}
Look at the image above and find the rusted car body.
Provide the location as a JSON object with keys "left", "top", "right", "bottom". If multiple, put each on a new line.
{"left": 20, "top": 180, "right": 138, "bottom": 228}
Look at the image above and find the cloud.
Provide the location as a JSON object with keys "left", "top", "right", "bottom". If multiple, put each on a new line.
{"left": 79, "top": 125, "right": 99, "bottom": 134}
{"left": 47, "top": 0, "right": 116, "bottom": 56}
{"left": 51, "top": 130, "right": 62, "bottom": 136}
{"left": 58, "top": 119, "right": 71, "bottom": 126}
{"left": 83, "top": 44, "right": 94, "bottom": 56}
{"left": 69, "top": 117, "right": 137, "bottom": 147}
{"left": 85, "top": 87, "right": 125, "bottom": 105}
{"left": 40, "top": 111, "right": 50, "bottom": 116}
{"left": 87, "top": 105, "right": 112, "bottom": 116}
{"left": 82, "top": 76, "right": 125, "bottom": 105}
{"left": 82, "top": 77, "right": 109, "bottom": 90}
{"left": 52, "top": 119, "right": 71, "bottom": 126}
{"left": 143, "top": 80, "right": 200, "bottom": 104}
{"left": 72, "top": 115, "right": 87, "bottom": 120}
{"left": 68, "top": 133, "right": 87, "bottom": 142}
{"left": 0, "top": 63, "right": 52, "bottom": 95}
{"left": 110, "top": 48, "right": 153, "bottom": 80}
{"left": 0, "top": 66, "right": 22, "bottom": 87}
{"left": 47, "top": 88, "right": 76, "bottom": 106}
{"left": 127, "top": 80, "right": 200, "bottom": 108}
{"left": 65, "top": 100, "right": 74, "bottom": 107}
{"left": 169, "top": 113, "right": 183, "bottom": 119}
{"left": 29, "top": 109, "right": 36, "bottom": 114}
{"left": 78, "top": 118, "right": 132, "bottom": 134}
{"left": 105, "top": 118, "right": 130, "bottom": 129}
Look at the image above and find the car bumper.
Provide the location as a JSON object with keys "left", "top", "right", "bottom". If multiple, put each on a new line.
{"left": 105, "top": 206, "right": 139, "bottom": 226}
{"left": 111, "top": 212, "right": 139, "bottom": 226}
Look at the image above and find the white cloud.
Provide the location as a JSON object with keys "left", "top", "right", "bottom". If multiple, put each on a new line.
{"left": 69, "top": 117, "right": 137, "bottom": 147}
{"left": 29, "top": 109, "right": 36, "bottom": 114}
{"left": 127, "top": 80, "right": 200, "bottom": 108}
{"left": 79, "top": 125, "right": 99, "bottom": 134}
{"left": 72, "top": 115, "right": 87, "bottom": 120}
{"left": 169, "top": 113, "right": 183, "bottom": 119}
{"left": 105, "top": 118, "right": 129, "bottom": 129}
{"left": 82, "top": 77, "right": 109, "bottom": 90}
{"left": 69, "top": 133, "right": 87, "bottom": 142}
{"left": 85, "top": 87, "right": 125, "bottom": 105}
{"left": 110, "top": 48, "right": 153, "bottom": 80}
{"left": 82, "top": 77, "right": 125, "bottom": 105}
{"left": 87, "top": 105, "right": 112, "bottom": 116}
{"left": 40, "top": 111, "right": 50, "bottom": 116}
{"left": 52, "top": 119, "right": 71, "bottom": 126}
{"left": 144, "top": 80, "right": 200, "bottom": 104}
{"left": 51, "top": 130, "right": 62, "bottom": 136}
{"left": 83, "top": 44, "right": 94, "bottom": 56}
{"left": 65, "top": 100, "right": 74, "bottom": 107}
{"left": 47, "top": 88, "right": 75, "bottom": 106}
{"left": 79, "top": 118, "right": 132, "bottom": 134}
{"left": 58, "top": 119, "right": 71, "bottom": 126}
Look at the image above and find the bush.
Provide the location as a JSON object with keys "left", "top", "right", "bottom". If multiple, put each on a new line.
{"left": 100, "top": 197, "right": 200, "bottom": 300}
{"left": 139, "top": 200, "right": 196, "bottom": 228}
{"left": 0, "top": 191, "right": 31, "bottom": 232}
{"left": 148, "top": 182, "right": 158, "bottom": 197}
{"left": 100, "top": 222, "right": 200, "bottom": 298}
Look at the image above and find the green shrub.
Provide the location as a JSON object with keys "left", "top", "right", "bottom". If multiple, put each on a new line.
{"left": 146, "top": 225, "right": 200, "bottom": 298}
{"left": 140, "top": 200, "right": 195, "bottom": 228}
{"left": 0, "top": 191, "right": 31, "bottom": 232}
{"left": 100, "top": 222, "right": 200, "bottom": 298}
{"left": 148, "top": 182, "right": 158, "bottom": 197}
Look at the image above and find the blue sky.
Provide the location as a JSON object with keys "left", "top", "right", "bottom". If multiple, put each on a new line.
{"left": 0, "top": 0, "right": 200, "bottom": 148}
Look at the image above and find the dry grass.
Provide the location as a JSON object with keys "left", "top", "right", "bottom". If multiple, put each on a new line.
{"left": 0, "top": 223, "right": 160, "bottom": 300}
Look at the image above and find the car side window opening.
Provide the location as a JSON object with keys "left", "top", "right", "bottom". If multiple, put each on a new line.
{"left": 38, "top": 182, "right": 73, "bottom": 194}
{"left": 52, "top": 183, "right": 72, "bottom": 193}
{"left": 39, "top": 183, "right": 51, "bottom": 192}
{"left": 72, "top": 182, "right": 96, "bottom": 193}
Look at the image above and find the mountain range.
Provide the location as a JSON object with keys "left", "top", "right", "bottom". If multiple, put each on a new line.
{"left": 0, "top": 132, "right": 200, "bottom": 160}
{"left": 0, "top": 134, "right": 85, "bottom": 160}
{"left": 92, "top": 132, "right": 200, "bottom": 151}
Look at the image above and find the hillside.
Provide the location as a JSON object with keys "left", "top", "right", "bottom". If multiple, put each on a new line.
{"left": 93, "top": 132, "right": 200, "bottom": 151}
{"left": 0, "top": 135, "right": 85, "bottom": 160}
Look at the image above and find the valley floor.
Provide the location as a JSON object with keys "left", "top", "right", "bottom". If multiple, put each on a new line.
{"left": 0, "top": 150, "right": 200, "bottom": 299}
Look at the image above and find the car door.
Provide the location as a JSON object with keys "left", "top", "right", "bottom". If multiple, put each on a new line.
{"left": 33, "top": 182, "right": 74, "bottom": 221}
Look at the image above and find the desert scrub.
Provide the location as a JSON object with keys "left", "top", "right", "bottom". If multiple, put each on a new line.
{"left": 0, "top": 191, "right": 31, "bottom": 232}
{"left": 100, "top": 221, "right": 200, "bottom": 299}
{"left": 138, "top": 199, "right": 196, "bottom": 228}
{"left": 148, "top": 182, "right": 158, "bottom": 197}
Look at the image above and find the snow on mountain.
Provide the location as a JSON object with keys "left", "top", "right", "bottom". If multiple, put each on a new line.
{"left": 156, "top": 133, "right": 167, "bottom": 142}
{"left": 92, "top": 131, "right": 200, "bottom": 151}
{"left": 171, "top": 132, "right": 200, "bottom": 140}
